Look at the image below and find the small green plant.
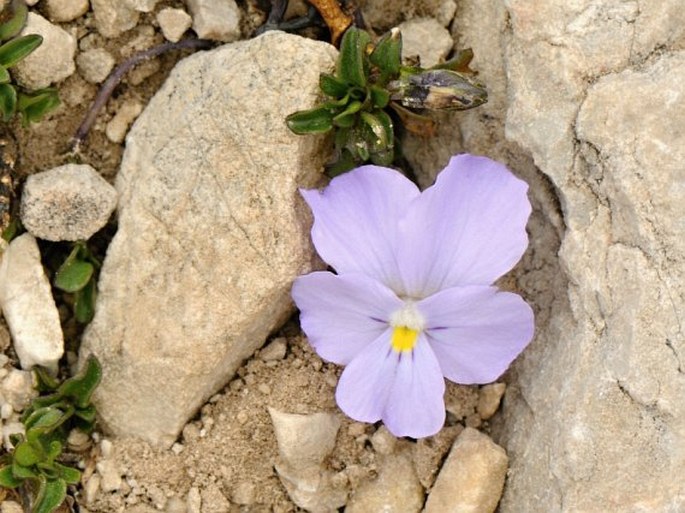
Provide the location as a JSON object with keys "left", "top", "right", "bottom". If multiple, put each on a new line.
{"left": 286, "top": 27, "right": 488, "bottom": 175}
{"left": 0, "top": 356, "right": 102, "bottom": 513}
{"left": 0, "top": 0, "right": 60, "bottom": 124}
{"left": 54, "top": 241, "right": 100, "bottom": 324}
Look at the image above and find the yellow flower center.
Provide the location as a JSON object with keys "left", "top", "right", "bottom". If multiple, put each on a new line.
{"left": 389, "top": 301, "right": 425, "bottom": 353}
{"left": 391, "top": 326, "right": 419, "bottom": 352}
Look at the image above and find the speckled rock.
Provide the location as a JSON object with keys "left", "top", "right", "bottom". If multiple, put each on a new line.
{"left": 77, "top": 48, "right": 116, "bottom": 84}
{"left": 424, "top": 428, "right": 508, "bottom": 513}
{"left": 13, "top": 13, "right": 76, "bottom": 89}
{"left": 20, "top": 163, "right": 117, "bottom": 242}
{"left": 186, "top": 0, "right": 241, "bottom": 42}
{"left": 398, "top": 17, "right": 453, "bottom": 68}
{"left": 46, "top": 0, "right": 89, "bottom": 22}
{"left": 91, "top": 0, "right": 139, "bottom": 38}
{"left": 80, "top": 32, "right": 336, "bottom": 447}
{"left": 156, "top": 7, "right": 192, "bottom": 43}
{"left": 346, "top": 447, "right": 424, "bottom": 513}
{"left": 0, "top": 234, "right": 63, "bottom": 371}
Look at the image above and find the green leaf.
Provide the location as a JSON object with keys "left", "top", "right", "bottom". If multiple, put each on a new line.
{"left": 325, "top": 149, "right": 357, "bottom": 178}
{"left": 319, "top": 73, "right": 348, "bottom": 98}
{"left": 336, "top": 27, "right": 371, "bottom": 88}
{"left": 0, "top": 83, "right": 16, "bottom": 122}
{"left": 15, "top": 440, "right": 43, "bottom": 467}
{"left": 74, "top": 404, "right": 96, "bottom": 424}
{"left": 369, "top": 28, "right": 402, "bottom": 82}
{"left": 54, "top": 259, "right": 93, "bottom": 293}
{"left": 58, "top": 355, "right": 102, "bottom": 409}
{"left": 33, "top": 368, "right": 61, "bottom": 393}
{"left": 369, "top": 86, "right": 390, "bottom": 109}
{"left": 332, "top": 100, "right": 363, "bottom": 128}
{"left": 0, "top": 34, "right": 42, "bottom": 68}
{"left": 0, "top": 66, "right": 9, "bottom": 84}
{"left": 0, "top": 1, "right": 29, "bottom": 42}
{"left": 74, "top": 279, "right": 96, "bottom": 324}
{"left": 360, "top": 110, "right": 394, "bottom": 152}
{"left": 54, "top": 463, "right": 80, "bottom": 485}
{"left": 45, "top": 440, "right": 62, "bottom": 463}
{"left": 286, "top": 105, "right": 334, "bottom": 135}
{"left": 11, "top": 461, "right": 37, "bottom": 479}
{"left": 34, "top": 476, "right": 67, "bottom": 513}
{"left": 0, "top": 464, "right": 23, "bottom": 488}
{"left": 17, "top": 88, "right": 60, "bottom": 125}
{"left": 24, "top": 406, "right": 66, "bottom": 432}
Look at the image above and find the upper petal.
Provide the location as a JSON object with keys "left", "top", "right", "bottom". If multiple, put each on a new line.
{"left": 397, "top": 154, "right": 531, "bottom": 296}
{"left": 382, "top": 334, "right": 446, "bottom": 438}
{"left": 302, "top": 165, "right": 420, "bottom": 289}
{"left": 418, "top": 285, "right": 534, "bottom": 384}
{"left": 292, "top": 271, "right": 402, "bottom": 365}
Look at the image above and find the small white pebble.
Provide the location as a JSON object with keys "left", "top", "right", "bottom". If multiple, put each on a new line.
{"left": 99, "top": 438, "right": 113, "bottom": 458}
{"left": 1, "top": 403, "right": 13, "bottom": 419}
{"left": 260, "top": 337, "right": 287, "bottom": 361}
{"left": 84, "top": 474, "right": 101, "bottom": 504}
{"left": 0, "top": 500, "right": 23, "bottom": 513}
{"left": 257, "top": 383, "right": 271, "bottom": 395}
{"left": 105, "top": 99, "right": 143, "bottom": 144}
{"left": 171, "top": 442, "right": 184, "bottom": 455}
{"left": 0, "top": 354, "right": 9, "bottom": 367}
{"left": 187, "top": 487, "right": 201, "bottom": 513}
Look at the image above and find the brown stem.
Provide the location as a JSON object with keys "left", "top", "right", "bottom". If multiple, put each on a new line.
{"left": 69, "top": 38, "right": 215, "bottom": 153}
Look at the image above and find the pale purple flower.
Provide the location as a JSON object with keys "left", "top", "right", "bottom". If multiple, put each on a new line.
{"left": 292, "top": 154, "right": 534, "bottom": 438}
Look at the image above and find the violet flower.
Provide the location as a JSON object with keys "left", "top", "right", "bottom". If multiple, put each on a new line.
{"left": 292, "top": 154, "right": 534, "bottom": 438}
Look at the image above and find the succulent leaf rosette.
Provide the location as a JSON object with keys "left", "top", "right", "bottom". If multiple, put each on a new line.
{"left": 287, "top": 27, "right": 487, "bottom": 175}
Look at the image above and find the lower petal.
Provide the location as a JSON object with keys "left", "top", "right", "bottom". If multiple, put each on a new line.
{"left": 382, "top": 334, "right": 446, "bottom": 438}
{"left": 418, "top": 286, "right": 534, "bottom": 384}
{"left": 336, "top": 329, "right": 397, "bottom": 423}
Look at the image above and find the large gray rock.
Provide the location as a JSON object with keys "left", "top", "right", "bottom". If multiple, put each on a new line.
{"left": 404, "top": 1, "right": 685, "bottom": 511}
{"left": 80, "top": 32, "right": 336, "bottom": 447}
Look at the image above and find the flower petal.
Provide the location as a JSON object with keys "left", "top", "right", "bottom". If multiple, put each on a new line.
{"left": 397, "top": 154, "right": 531, "bottom": 296}
{"left": 302, "top": 165, "right": 420, "bottom": 289}
{"left": 418, "top": 285, "right": 534, "bottom": 384}
{"left": 382, "top": 334, "right": 446, "bottom": 438}
{"left": 293, "top": 271, "right": 402, "bottom": 365}
{"left": 335, "top": 329, "right": 396, "bottom": 423}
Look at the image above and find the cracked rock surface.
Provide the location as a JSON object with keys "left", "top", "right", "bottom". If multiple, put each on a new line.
{"left": 80, "top": 31, "right": 335, "bottom": 447}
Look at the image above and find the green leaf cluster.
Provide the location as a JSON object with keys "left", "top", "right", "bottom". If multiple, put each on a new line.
{"left": 0, "top": 356, "right": 102, "bottom": 513}
{"left": 54, "top": 241, "right": 99, "bottom": 324}
{"left": 286, "top": 27, "right": 488, "bottom": 176}
{"left": 0, "top": 0, "right": 60, "bottom": 124}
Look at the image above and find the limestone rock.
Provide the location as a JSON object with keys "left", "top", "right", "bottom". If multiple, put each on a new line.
{"left": 186, "top": 0, "right": 241, "bottom": 42}
{"left": 346, "top": 448, "right": 424, "bottom": 513}
{"left": 0, "top": 369, "right": 37, "bottom": 412}
{"left": 91, "top": 0, "right": 139, "bottom": 38}
{"left": 105, "top": 99, "right": 143, "bottom": 143}
{"left": 477, "top": 383, "right": 505, "bottom": 420}
{"left": 362, "top": 0, "right": 457, "bottom": 31}
{"left": 398, "top": 17, "right": 453, "bottom": 68}
{"left": 269, "top": 408, "right": 347, "bottom": 511}
{"left": 14, "top": 13, "right": 76, "bottom": 90}
{"left": 20, "top": 164, "right": 117, "bottom": 242}
{"left": 156, "top": 7, "right": 192, "bottom": 43}
{"left": 0, "top": 234, "right": 63, "bottom": 371}
{"left": 80, "top": 31, "right": 336, "bottom": 447}
{"left": 424, "top": 428, "right": 508, "bottom": 513}
{"left": 124, "top": 0, "right": 158, "bottom": 12}
{"left": 429, "top": 1, "right": 685, "bottom": 512}
{"left": 77, "top": 48, "right": 116, "bottom": 84}
{"left": 46, "top": 0, "right": 89, "bottom": 22}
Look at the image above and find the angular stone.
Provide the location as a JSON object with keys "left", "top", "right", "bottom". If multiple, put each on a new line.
{"left": 269, "top": 408, "right": 347, "bottom": 510}
{"left": 91, "top": 0, "right": 139, "bottom": 38}
{"left": 21, "top": 164, "right": 117, "bottom": 242}
{"left": 77, "top": 48, "right": 116, "bottom": 84}
{"left": 80, "top": 32, "right": 336, "bottom": 447}
{"left": 0, "top": 234, "right": 63, "bottom": 371}
{"left": 398, "top": 17, "right": 453, "bottom": 68}
{"left": 14, "top": 13, "right": 76, "bottom": 90}
{"left": 156, "top": 7, "right": 192, "bottom": 43}
{"left": 346, "top": 448, "right": 424, "bottom": 513}
{"left": 362, "top": 0, "right": 457, "bottom": 30}
{"left": 46, "top": 0, "right": 89, "bottom": 22}
{"left": 186, "top": 0, "right": 241, "bottom": 42}
{"left": 477, "top": 383, "right": 505, "bottom": 420}
{"left": 424, "top": 428, "right": 508, "bottom": 513}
